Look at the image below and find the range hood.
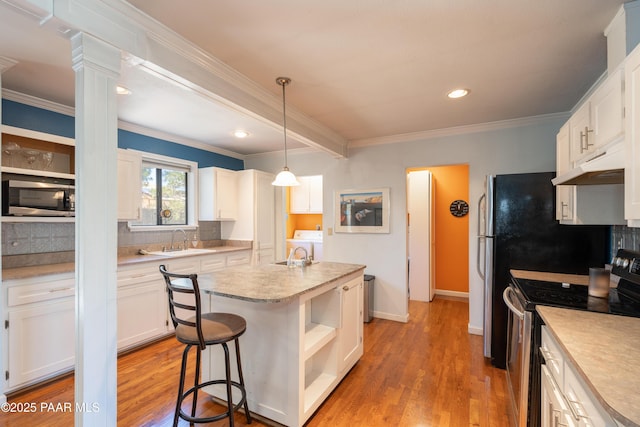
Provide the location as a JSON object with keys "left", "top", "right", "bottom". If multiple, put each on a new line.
{"left": 552, "top": 143, "right": 625, "bottom": 186}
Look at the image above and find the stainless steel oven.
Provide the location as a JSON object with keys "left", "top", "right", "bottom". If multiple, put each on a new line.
{"left": 503, "top": 285, "right": 533, "bottom": 427}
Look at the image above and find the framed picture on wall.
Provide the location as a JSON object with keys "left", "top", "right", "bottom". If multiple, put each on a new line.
{"left": 334, "top": 188, "right": 390, "bottom": 233}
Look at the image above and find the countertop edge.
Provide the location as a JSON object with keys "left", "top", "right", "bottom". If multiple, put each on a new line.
{"left": 537, "top": 305, "right": 640, "bottom": 427}
{"left": 204, "top": 265, "right": 366, "bottom": 303}
{"left": 2, "top": 246, "right": 252, "bottom": 281}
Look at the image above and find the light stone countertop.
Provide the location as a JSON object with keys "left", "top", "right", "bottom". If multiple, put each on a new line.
{"left": 511, "top": 269, "right": 590, "bottom": 286}
{"left": 537, "top": 305, "right": 640, "bottom": 427}
{"left": 1, "top": 245, "right": 250, "bottom": 281}
{"left": 194, "top": 262, "right": 366, "bottom": 303}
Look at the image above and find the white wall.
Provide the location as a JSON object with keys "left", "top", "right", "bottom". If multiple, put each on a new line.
{"left": 246, "top": 115, "right": 564, "bottom": 329}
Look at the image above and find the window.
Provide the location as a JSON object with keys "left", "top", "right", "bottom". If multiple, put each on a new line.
{"left": 128, "top": 152, "right": 197, "bottom": 230}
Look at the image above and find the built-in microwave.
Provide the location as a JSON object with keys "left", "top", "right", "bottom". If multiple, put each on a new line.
{"left": 2, "top": 178, "right": 75, "bottom": 217}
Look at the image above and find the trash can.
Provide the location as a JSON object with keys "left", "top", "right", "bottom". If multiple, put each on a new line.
{"left": 363, "top": 274, "right": 375, "bottom": 323}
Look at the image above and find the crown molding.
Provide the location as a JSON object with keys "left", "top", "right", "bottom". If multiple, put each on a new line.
{"left": 0, "top": 56, "right": 19, "bottom": 73}
{"left": 348, "top": 112, "right": 571, "bottom": 148}
{"left": 117, "top": 120, "right": 246, "bottom": 160}
{"left": 2, "top": 88, "right": 75, "bottom": 116}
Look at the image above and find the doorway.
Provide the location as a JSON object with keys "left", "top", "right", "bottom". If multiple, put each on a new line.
{"left": 407, "top": 165, "right": 470, "bottom": 302}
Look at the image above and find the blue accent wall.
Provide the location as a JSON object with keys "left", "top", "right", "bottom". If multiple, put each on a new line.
{"left": 2, "top": 99, "right": 244, "bottom": 170}
{"left": 118, "top": 129, "right": 243, "bottom": 170}
{"left": 2, "top": 99, "right": 74, "bottom": 138}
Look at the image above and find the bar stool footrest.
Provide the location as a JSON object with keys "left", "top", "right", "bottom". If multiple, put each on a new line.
{"left": 179, "top": 379, "right": 249, "bottom": 424}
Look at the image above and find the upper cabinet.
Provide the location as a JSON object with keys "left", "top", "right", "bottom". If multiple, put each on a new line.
{"left": 199, "top": 167, "right": 237, "bottom": 221}
{"left": 555, "top": 68, "right": 626, "bottom": 225}
{"left": 570, "top": 69, "right": 624, "bottom": 164}
{"left": 290, "top": 175, "right": 323, "bottom": 214}
{"left": 625, "top": 44, "right": 640, "bottom": 226}
{"left": 117, "top": 149, "right": 142, "bottom": 221}
{"left": 556, "top": 123, "right": 575, "bottom": 222}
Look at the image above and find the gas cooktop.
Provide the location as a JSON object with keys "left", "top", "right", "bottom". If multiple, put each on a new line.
{"left": 511, "top": 248, "right": 640, "bottom": 318}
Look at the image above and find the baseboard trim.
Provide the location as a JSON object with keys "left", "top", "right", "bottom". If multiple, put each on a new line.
{"left": 435, "top": 289, "right": 469, "bottom": 299}
{"left": 372, "top": 311, "right": 409, "bottom": 323}
{"left": 468, "top": 324, "right": 483, "bottom": 336}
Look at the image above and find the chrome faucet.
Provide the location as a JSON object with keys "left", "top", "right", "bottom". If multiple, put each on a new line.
{"left": 293, "top": 246, "right": 308, "bottom": 261}
{"left": 168, "top": 228, "right": 188, "bottom": 251}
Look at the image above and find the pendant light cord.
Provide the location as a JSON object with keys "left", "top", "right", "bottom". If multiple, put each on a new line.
{"left": 277, "top": 77, "right": 291, "bottom": 170}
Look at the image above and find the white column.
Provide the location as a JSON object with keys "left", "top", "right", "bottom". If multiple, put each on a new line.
{"left": 0, "top": 55, "right": 19, "bottom": 406}
{"left": 71, "top": 33, "right": 120, "bottom": 426}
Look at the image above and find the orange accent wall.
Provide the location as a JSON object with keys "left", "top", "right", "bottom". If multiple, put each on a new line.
{"left": 285, "top": 188, "right": 323, "bottom": 238}
{"left": 421, "top": 164, "right": 469, "bottom": 293}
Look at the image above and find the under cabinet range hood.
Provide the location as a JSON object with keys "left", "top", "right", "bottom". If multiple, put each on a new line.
{"left": 552, "top": 143, "right": 625, "bottom": 186}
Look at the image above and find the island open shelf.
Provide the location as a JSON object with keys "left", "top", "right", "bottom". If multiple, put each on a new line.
{"left": 195, "top": 262, "right": 365, "bottom": 427}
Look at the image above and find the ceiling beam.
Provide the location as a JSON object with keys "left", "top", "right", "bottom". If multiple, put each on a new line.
{"left": 4, "top": 0, "right": 348, "bottom": 158}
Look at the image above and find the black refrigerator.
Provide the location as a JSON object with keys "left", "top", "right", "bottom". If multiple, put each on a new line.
{"left": 477, "top": 172, "right": 610, "bottom": 369}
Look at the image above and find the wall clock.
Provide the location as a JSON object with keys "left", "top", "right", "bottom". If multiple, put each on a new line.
{"left": 449, "top": 199, "right": 469, "bottom": 217}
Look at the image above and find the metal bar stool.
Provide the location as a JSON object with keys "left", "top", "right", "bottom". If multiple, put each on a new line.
{"left": 159, "top": 265, "right": 252, "bottom": 426}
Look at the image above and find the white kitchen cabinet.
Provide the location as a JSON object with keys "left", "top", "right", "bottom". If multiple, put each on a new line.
{"left": 226, "top": 251, "right": 252, "bottom": 266}
{"left": 117, "top": 263, "right": 167, "bottom": 350}
{"left": 540, "top": 326, "right": 616, "bottom": 427}
{"left": 337, "top": 276, "right": 363, "bottom": 374}
{"left": 556, "top": 115, "right": 626, "bottom": 225}
{"left": 625, "top": 44, "right": 640, "bottom": 226}
{"left": 569, "top": 101, "right": 592, "bottom": 164}
{"left": 541, "top": 365, "right": 577, "bottom": 427}
{"left": 199, "top": 167, "right": 237, "bottom": 220}
{"left": 4, "top": 273, "right": 75, "bottom": 391}
{"left": 590, "top": 69, "right": 624, "bottom": 150}
{"left": 226, "top": 169, "right": 275, "bottom": 265}
{"left": 290, "top": 175, "right": 323, "bottom": 214}
{"left": 117, "top": 148, "right": 142, "bottom": 220}
{"left": 556, "top": 123, "right": 575, "bottom": 222}
{"left": 570, "top": 69, "right": 624, "bottom": 164}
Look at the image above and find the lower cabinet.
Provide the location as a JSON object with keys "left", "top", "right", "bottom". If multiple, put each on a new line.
{"left": 2, "top": 250, "right": 252, "bottom": 392}
{"left": 337, "top": 276, "right": 363, "bottom": 374}
{"left": 541, "top": 365, "right": 577, "bottom": 427}
{"left": 540, "top": 326, "right": 616, "bottom": 427}
{"left": 117, "top": 280, "right": 167, "bottom": 351}
{"left": 4, "top": 273, "right": 75, "bottom": 391}
{"left": 117, "top": 262, "right": 168, "bottom": 351}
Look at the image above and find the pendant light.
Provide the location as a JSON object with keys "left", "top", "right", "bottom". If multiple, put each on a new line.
{"left": 272, "top": 77, "right": 300, "bottom": 186}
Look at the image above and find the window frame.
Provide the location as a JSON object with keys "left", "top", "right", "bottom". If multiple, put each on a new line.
{"left": 127, "top": 151, "right": 198, "bottom": 232}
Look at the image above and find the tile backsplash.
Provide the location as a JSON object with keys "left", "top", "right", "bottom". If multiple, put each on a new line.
{"left": 1, "top": 220, "right": 222, "bottom": 257}
{"left": 611, "top": 225, "right": 640, "bottom": 254}
{"left": 2, "top": 222, "right": 75, "bottom": 255}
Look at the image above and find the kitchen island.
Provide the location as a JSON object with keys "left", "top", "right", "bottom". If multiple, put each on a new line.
{"left": 194, "top": 261, "right": 366, "bottom": 427}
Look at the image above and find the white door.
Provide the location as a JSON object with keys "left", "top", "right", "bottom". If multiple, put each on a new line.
{"left": 407, "top": 170, "right": 435, "bottom": 302}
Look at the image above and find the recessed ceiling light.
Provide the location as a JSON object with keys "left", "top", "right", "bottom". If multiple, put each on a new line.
{"left": 447, "top": 88, "right": 469, "bottom": 99}
{"left": 233, "top": 130, "right": 249, "bottom": 138}
{"left": 116, "top": 85, "right": 131, "bottom": 95}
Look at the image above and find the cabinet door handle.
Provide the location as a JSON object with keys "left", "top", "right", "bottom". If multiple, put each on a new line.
{"left": 580, "top": 126, "right": 594, "bottom": 153}
{"left": 49, "top": 287, "right": 74, "bottom": 293}
{"left": 343, "top": 285, "right": 350, "bottom": 291}
{"left": 561, "top": 202, "right": 569, "bottom": 219}
{"left": 567, "top": 397, "right": 588, "bottom": 421}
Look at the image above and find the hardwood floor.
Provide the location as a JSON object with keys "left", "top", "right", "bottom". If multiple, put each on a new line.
{"left": 0, "top": 298, "right": 511, "bottom": 426}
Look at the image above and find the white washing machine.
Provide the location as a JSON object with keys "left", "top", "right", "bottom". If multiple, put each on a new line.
{"left": 286, "top": 230, "right": 323, "bottom": 261}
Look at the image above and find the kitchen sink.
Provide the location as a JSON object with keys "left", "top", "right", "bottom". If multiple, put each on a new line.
{"left": 146, "top": 248, "right": 218, "bottom": 257}
{"left": 274, "top": 260, "right": 319, "bottom": 266}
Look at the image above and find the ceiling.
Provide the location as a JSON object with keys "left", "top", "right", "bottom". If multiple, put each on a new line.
{"left": 0, "top": 0, "right": 629, "bottom": 157}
